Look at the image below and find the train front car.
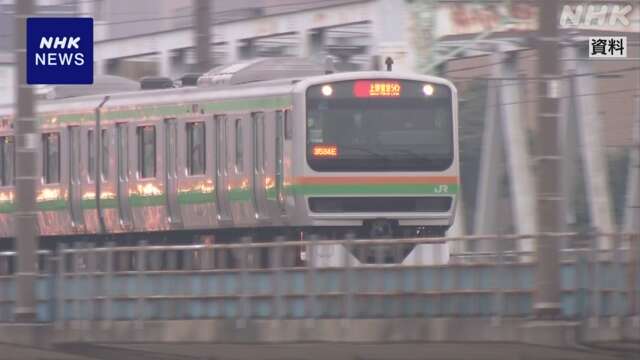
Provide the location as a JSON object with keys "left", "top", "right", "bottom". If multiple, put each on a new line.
{"left": 291, "top": 73, "right": 459, "bottom": 264}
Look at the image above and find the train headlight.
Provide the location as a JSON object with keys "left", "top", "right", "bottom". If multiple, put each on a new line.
{"left": 321, "top": 85, "right": 333, "bottom": 96}
{"left": 423, "top": 84, "right": 434, "bottom": 96}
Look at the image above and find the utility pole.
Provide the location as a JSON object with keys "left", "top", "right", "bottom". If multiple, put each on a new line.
{"left": 194, "top": 0, "right": 212, "bottom": 73}
{"left": 533, "top": 0, "right": 562, "bottom": 319}
{"left": 410, "top": 0, "right": 437, "bottom": 74}
{"left": 626, "top": 95, "right": 640, "bottom": 314}
{"left": 13, "top": 0, "right": 38, "bottom": 322}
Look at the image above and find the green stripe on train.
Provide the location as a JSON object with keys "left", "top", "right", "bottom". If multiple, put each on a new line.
{"left": 80, "top": 198, "right": 118, "bottom": 209}
{"left": 0, "top": 201, "right": 14, "bottom": 213}
{"left": 229, "top": 188, "right": 251, "bottom": 202}
{"left": 0, "top": 183, "right": 458, "bottom": 214}
{"left": 291, "top": 183, "right": 459, "bottom": 195}
{"left": 266, "top": 187, "right": 277, "bottom": 201}
{"left": 177, "top": 191, "right": 215, "bottom": 205}
{"left": 0, "top": 200, "right": 69, "bottom": 212}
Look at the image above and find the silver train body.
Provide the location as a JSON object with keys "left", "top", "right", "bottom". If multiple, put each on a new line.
{"left": 0, "top": 59, "right": 459, "bottom": 263}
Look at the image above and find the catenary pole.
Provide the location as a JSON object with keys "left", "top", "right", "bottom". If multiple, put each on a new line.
{"left": 533, "top": 0, "right": 562, "bottom": 318}
{"left": 194, "top": 0, "right": 212, "bottom": 73}
{"left": 13, "top": 0, "right": 38, "bottom": 322}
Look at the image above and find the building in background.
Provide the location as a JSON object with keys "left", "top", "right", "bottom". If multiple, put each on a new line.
{"left": 0, "top": 53, "right": 12, "bottom": 105}
{"left": 0, "top": 1, "right": 87, "bottom": 104}
{"left": 0, "top": 0, "right": 362, "bottom": 103}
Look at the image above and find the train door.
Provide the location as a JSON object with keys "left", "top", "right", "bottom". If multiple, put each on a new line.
{"left": 214, "top": 115, "right": 231, "bottom": 221}
{"left": 251, "top": 112, "right": 268, "bottom": 219}
{"left": 275, "top": 110, "right": 285, "bottom": 212}
{"left": 68, "top": 126, "right": 83, "bottom": 227}
{"left": 164, "top": 118, "right": 182, "bottom": 226}
{"left": 116, "top": 123, "right": 132, "bottom": 226}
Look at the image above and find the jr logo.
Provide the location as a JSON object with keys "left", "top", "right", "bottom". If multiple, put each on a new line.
{"left": 27, "top": 18, "right": 93, "bottom": 85}
{"left": 434, "top": 185, "right": 449, "bottom": 194}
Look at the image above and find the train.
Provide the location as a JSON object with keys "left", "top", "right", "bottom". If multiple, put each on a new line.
{"left": 0, "top": 57, "right": 459, "bottom": 264}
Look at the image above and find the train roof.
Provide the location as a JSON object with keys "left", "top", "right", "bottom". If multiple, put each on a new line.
{"left": 0, "top": 57, "right": 456, "bottom": 119}
{"left": 197, "top": 57, "right": 325, "bottom": 87}
{"left": 0, "top": 57, "right": 328, "bottom": 118}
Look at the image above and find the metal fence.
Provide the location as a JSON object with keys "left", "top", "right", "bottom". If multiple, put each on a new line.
{"left": 0, "top": 250, "right": 53, "bottom": 321}
{"left": 0, "top": 233, "right": 638, "bottom": 323}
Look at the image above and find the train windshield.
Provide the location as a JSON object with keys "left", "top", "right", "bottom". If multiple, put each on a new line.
{"left": 306, "top": 79, "right": 453, "bottom": 171}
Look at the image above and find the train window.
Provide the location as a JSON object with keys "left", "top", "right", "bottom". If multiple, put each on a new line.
{"left": 275, "top": 111, "right": 284, "bottom": 209}
{"left": 306, "top": 80, "right": 453, "bottom": 172}
{"left": 101, "top": 129, "right": 109, "bottom": 178}
{"left": 87, "top": 130, "right": 95, "bottom": 181}
{"left": 186, "top": 122, "right": 205, "bottom": 176}
{"left": 284, "top": 110, "right": 291, "bottom": 139}
{"left": 0, "top": 136, "right": 14, "bottom": 186}
{"left": 42, "top": 133, "right": 60, "bottom": 184}
{"left": 252, "top": 112, "right": 265, "bottom": 171}
{"left": 261, "top": 115, "right": 266, "bottom": 169}
{"left": 235, "top": 119, "right": 243, "bottom": 171}
{"left": 215, "top": 115, "right": 227, "bottom": 173}
{"left": 137, "top": 126, "right": 156, "bottom": 178}
{"left": 117, "top": 125, "right": 128, "bottom": 181}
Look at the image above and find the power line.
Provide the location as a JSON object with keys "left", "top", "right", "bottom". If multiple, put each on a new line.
{"left": 445, "top": 54, "right": 536, "bottom": 74}
{"left": 93, "top": 14, "right": 193, "bottom": 26}
{"left": 452, "top": 68, "right": 640, "bottom": 96}
{"left": 449, "top": 65, "right": 640, "bottom": 81}
{"left": 88, "top": 0, "right": 355, "bottom": 27}
{"left": 459, "top": 81, "right": 639, "bottom": 108}
{"left": 0, "top": 0, "right": 350, "bottom": 35}
{"left": 461, "top": 87, "right": 640, "bottom": 110}
{"left": 56, "top": 0, "right": 99, "bottom": 6}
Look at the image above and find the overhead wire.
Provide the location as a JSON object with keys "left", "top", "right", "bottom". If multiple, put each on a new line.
{"left": 449, "top": 65, "right": 640, "bottom": 81}
{"left": 88, "top": 0, "right": 358, "bottom": 26}
{"left": 0, "top": 0, "right": 356, "bottom": 35}
{"left": 444, "top": 53, "right": 537, "bottom": 74}
{"left": 459, "top": 87, "right": 640, "bottom": 111}
{"left": 451, "top": 69, "right": 640, "bottom": 97}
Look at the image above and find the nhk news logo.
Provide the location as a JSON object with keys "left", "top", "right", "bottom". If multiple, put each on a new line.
{"left": 26, "top": 18, "right": 93, "bottom": 85}
{"left": 560, "top": 4, "right": 634, "bottom": 27}
{"left": 560, "top": 4, "right": 634, "bottom": 59}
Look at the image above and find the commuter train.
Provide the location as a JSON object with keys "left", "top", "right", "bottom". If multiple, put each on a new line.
{"left": 0, "top": 58, "right": 459, "bottom": 263}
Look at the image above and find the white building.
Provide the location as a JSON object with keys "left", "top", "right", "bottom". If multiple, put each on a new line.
{"left": 0, "top": 53, "right": 13, "bottom": 105}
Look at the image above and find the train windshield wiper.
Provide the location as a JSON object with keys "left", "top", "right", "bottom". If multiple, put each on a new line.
{"left": 384, "top": 148, "right": 446, "bottom": 161}
{"left": 338, "top": 145, "right": 395, "bottom": 162}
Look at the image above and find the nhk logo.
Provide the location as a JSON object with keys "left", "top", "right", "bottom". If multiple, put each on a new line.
{"left": 36, "top": 37, "right": 85, "bottom": 66}
{"left": 560, "top": 4, "right": 633, "bottom": 27}
{"left": 27, "top": 18, "right": 93, "bottom": 85}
